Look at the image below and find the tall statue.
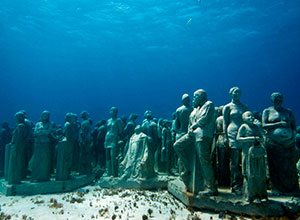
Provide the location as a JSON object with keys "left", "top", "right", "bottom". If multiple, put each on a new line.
{"left": 223, "top": 86, "right": 248, "bottom": 194}
{"left": 56, "top": 113, "right": 78, "bottom": 181}
{"left": 174, "top": 89, "right": 217, "bottom": 196}
{"left": 0, "top": 122, "right": 12, "bottom": 177}
{"left": 237, "top": 111, "right": 267, "bottom": 202}
{"left": 104, "top": 107, "right": 123, "bottom": 177}
{"left": 7, "top": 112, "right": 26, "bottom": 184}
{"left": 120, "top": 125, "right": 155, "bottom": 180}
{"left": 30, "top": 111, "right": 55, "bottom": 182}
{"left": 262, "top": 92, "right": 299, "bottom": 195}
{"left": 78, "top": 111, "right": 93, "bottom": 174}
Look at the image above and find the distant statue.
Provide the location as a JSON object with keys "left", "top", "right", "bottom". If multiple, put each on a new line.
{"left": 104, "top": 107, "right": 123, "bottom": 177}
{"left": 160, "top": 119, "right": 175, "bottom": 174}
{"left": 30, "top": 111, "right": 55, "bottom": 182}
{"left": 120, "top": 125, "right": 156, "bottom": 180}
{"left": 214, "top": 106, "right": 230, "bottom": 187}
{"left": 262, "top": 92, "right": 299, "bottom": 195}
{"left": 141, "top": 110, "right": 160, "bottom": 172}
{"left": 237, "top": 111, "right": 268, "bottom": 202}
{"left": 123, "top": 114, "right": 138, "bottom": 156}
{"left": 7, "top": 112, "right": 27, "bottom": 184}
{"left": 20, "top": 110, "right": 34, "bottom": 179}
{"left": 78, "top": 111, "right": 93, "bottom": 174}
{"left": 0, "top": 122, "right": 12, "bottom": 177}
{"left": 174, "top": 89, "right": 217, "bottom": 196}
{"left": 92, "top": 120, "right": 107, "bottom": 168}
{"left": 56, "top": 113, "right": 77, "bottom": 181}
{"left": 173, "top": 94, "right": 192, "bottom": 140}
{"left": 223, "top": 86, "right": 248, "bottom": 194}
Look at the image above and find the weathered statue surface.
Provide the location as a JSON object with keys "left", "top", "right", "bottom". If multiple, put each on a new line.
{"left": 237, "top": 111, "right": 268, "bottom": 202}
{"left": 262, "top": 92, "right": 299, "bottom": 195}
{"left": 104, "top": 107, "right": 123, "bottom": 177}
{"left": 120, "top": 125, "right": 155, "bottom": 180}
{"left": 223, "top": 86, "right": 248, "bottom": 194}
{"left": 7, "top": 112, "right": 26, "bottom": 184}
{"left": 30, "top": 111, "right": 55, "bottom": 182}
{"left": 174, "top": 89, "right": 217, "bottom": 196}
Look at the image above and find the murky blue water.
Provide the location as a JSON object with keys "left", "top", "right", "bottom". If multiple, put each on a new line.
{"left": 1, "top": 0, "right": 299, "bottom": 125}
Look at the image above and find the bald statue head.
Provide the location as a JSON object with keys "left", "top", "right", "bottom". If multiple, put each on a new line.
{"left": 192, "top": 89, "right": 207, "bottom": 108}
{"left": 182, "top": 93, "right": 190, "bottom": 106}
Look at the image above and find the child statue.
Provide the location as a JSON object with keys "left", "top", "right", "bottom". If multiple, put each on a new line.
{"left": 237, "top": 111, "right": 268, "bottom": 203}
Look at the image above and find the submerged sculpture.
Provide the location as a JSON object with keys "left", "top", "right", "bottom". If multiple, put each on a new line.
{"left": 104, "top": 107, "right": 123, "bottom": 177}
{"left": 30, "top": 111, "right": 55, "bottom": 182}
{"left": 7, "top": 112, "right": 27, "bottom": 184}
{"left": 223, "top": 86, "right": 248, "bottom": 194}
{"left": 262, "top": 92, "right": 299, "bottom": 195}
{"left": 174, "top": 89, "right": 217, "bottom": 196}
{"left": 237, "top": 111, "right": 267, "bottom": 202}
{"left": 120, "top": 125, "right": 155, "bottom": 180}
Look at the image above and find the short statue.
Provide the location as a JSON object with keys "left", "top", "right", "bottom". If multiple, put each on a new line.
{"left": 223, "top": 87, "right": 248, "bottom": 194}
{"left": 237, "top": 111, "right": 268, "bottom": 202}
{"left": 120, "top": 125, "right": 156, "bottom": 180}
{"left": 174, "top": 89, "right": 217, "bottom": 196}
{"left": 262, "top": 92, "right": 299, "bottom": 195}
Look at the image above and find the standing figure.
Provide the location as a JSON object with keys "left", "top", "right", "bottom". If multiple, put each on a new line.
{"left": 30, "top": 111, "right": 55, "bottom": 182}
{"left": 104, "top": 107, "right": 123, "bottom": 177}
{"left": 237, "top": 111, "right": 267, "bottom": 202}
{"left": 7, "top": 112, "right": 26, "bottom": 184}
{"left": 0, "top": 122, "right": 12, "bottom": 177}
{"left": 161, "top": 120, "right": 174, "bottom": 174}
{"left": 262, "top": 92, "right": 299, "bottom": 195}
{"left": 215, "top": 106, "right": 230, "bottom": 187}
{"left": 223, "top": 86, "right": 248, "bottom": 194}
{"left": 174, "top": 89, "right": 217, "bottom": 196}
{"left": 79, "top": 111, "right": 93, "bottom": 174}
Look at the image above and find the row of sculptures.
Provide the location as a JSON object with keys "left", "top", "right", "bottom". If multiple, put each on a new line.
{"left": 0, "top": 87, "right": 299, "bottom": 203}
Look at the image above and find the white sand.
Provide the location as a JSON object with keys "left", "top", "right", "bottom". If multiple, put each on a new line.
{"left": 0, "top": 186, "right": 224, "bottom": 220}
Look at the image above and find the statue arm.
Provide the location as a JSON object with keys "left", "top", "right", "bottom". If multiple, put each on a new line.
{"left": 237, "top": 125, "right": 255, "bottom": 143}
{"left": 222, "top": 105, "right": 230, "bottom": 141}
{"left": 192, "top": 102, "right": 214, "bottom": 129}
{"left": 262, "top": 109, "right": 287, "bottom": 129}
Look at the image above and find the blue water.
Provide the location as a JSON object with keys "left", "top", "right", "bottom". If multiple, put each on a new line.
{"left": 1, "top": 0, "right": 300, "bottom": 125}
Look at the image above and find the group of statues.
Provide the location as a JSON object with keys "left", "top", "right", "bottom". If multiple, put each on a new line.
{"left": 0, "top": 87, "right": 299, "bottom": 203}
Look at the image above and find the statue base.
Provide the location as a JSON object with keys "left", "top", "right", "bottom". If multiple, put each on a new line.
{"left": 0, "top": 174, "right": 96, "bottom": 196}
{"left": 168, "top": 179, "right": 300, "bottom": 217}
{"left": 98, "top": 175, "right": 173, "bottom": 190}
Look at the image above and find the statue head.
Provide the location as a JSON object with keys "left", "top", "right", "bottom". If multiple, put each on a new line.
{"left": 41, "top": 110, "right": 50, "bottom": 123}
{"left": 271, "top": 92, "right": 283, "bottom": 109}
{"left": 110, "top": 107, "right": 118, "bottom": 119}
{"left": 128, "top": 113, "right": 138, "bottom": 121}
{"left": 193, "top": 89, "right": 207, "bottom": 108}
{"left": 15, "top": 111, "right": 25, "bottom": 124}
{"left": 144, "top": 110, "right": 153, "bottom": 120}
{"left": 182, "top": 93, "right": 190, "bottom": 106}
{"left": 242, "top": 111, "right": 254, "bottom": 124}
{"left": 229, "top": 86, "right": 241, "bottom": 102}
{"left": 81, "top": 111, "right": 90, "bottom": 121}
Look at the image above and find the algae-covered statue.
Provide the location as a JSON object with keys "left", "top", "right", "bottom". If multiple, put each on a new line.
{"left": 262, "top": 92, "right": 299, "bottom": 195}
{"left": 7, "top": 111, "right": 27, "bottom": 184}
{"left": 237, "top": 111, "right": 268, "bottom": 202}
{"left": 174, "top": 94, "right": 192, "bottom": 140}
{"left": 0, "top": 122, "right": 12, "bottom": 177}
{"left": 223, "top": 86, "right": 248, "bottom": 194}
{"left": 56, "top": 113, "right": 77, "bottom": 181}
{"left": 30, "top": 111, "right": 55, "bottom": 182}
{"left": 78, "top": 111, "right": 93, "bottom": 174}
{"left": 174, "top": 89, "right": 217, "bottom": 196}
{"left": 120, "top": 125, "right": 156, "bottom": 180}
{"left": 104, "top": 107, "right": 123, "bottom": 177}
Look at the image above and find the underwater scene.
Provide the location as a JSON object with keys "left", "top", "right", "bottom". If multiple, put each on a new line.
{"left": 0, "top": 0, "right": 300, "bottom": 123}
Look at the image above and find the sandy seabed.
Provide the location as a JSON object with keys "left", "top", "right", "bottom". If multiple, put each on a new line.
{"left": 0, "top": 185, "right": 236, "bottom": 220}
